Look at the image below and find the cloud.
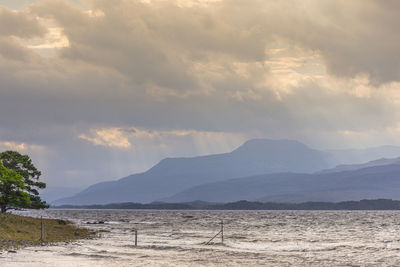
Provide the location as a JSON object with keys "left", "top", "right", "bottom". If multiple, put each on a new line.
{"left": 0, "top": 5, "right": 46, "bottom": 38}
{"left": 1, "top": 0, "right": 400, "bottom": 188}
{"left": 0, "top": 141, "right": 45, "bottom": 152}
{"left": 79, "top": 128, "right": 134, "bottom": 149}
{"left": 0, "top": 37, "right": 36, "bottom": 61}
{"left": 1, "top": 0, "right": 399, "bottom": 134}
{"left": 24, "top": 0, "right": 400, "bottom": 89}
{"left": 78, "top": 126, "right": 246, "bottom": 153}
{"left": 276, "top": 0, "right": 400, "bottom": 85}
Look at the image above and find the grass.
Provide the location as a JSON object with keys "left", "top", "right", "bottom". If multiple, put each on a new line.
{"left": 0, "top": 213, "right": 95, "bottom": 251}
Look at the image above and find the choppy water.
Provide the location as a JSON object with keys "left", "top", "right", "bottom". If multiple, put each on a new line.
{"left": 2, "top": 209, "right": 400, "bottom": 266}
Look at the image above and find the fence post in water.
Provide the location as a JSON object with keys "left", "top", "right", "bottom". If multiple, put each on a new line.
{"left": 221, "top": 220, "right": 224, "bottom": 243}
{"left": 40, "top": 216, "right": 44, "bottom": 242}
{"left": 206, "top": 220, "right": 224, "bottom": 245}
{"left": 134, "top": 229, "right": 137, "bottom": 246}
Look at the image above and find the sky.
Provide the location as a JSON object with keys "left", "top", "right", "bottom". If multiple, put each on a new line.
{"left": 1, "top": 0, "right": 400, "bottom": 189}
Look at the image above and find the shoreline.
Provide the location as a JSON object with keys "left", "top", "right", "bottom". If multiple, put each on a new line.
{"left": 0, "top": 213, "right": 95, "bottom": 251}
{"left": 2, "top": 209, "right": 400, "bottom": 266}
{"left": 53, "top": 198, "right": 400, "bottom": 210}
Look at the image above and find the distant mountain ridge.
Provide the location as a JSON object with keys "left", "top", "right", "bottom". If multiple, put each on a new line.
{"left": 53, "top": 139, "right": 400, "bottom": 205}
{"left": 164, "top": 164, "right": 400, "bottom": 203}
{"left": 53, "top": 139, "right": 333, "bottom": 205}
{"left": 55, "top": 199, "right": 400, "bottom": 210}
{"left": 318, "top": 157, "right": 400, "bottom": 174}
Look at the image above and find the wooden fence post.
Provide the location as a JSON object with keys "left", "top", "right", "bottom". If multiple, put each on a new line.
{"left": 205, "top": 220, "right": 225, "bottom": 245}
{"left": 221, "top": 220, "right": 224, "bottom": 243}
{"left": 135, "top": 229, "right": 138, "bottom": 246}
{"left": 40, "top": 216, "right": 44, "bottom": 242}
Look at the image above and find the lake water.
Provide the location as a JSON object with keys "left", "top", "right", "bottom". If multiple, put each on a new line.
{"left": 2, "top": 209, "right": 400, "bottom": 266}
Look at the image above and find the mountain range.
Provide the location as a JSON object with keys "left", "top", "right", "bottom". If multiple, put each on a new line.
{"left": 164, "top": 164, "right": 400, "bottom": 203}
{"left": 52, "top": 139, "right": 400, "bottom": 205}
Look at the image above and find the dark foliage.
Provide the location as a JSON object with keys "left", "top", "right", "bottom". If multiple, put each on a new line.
{"left": 0, "top": 151, "right": 48, "bottom": 210}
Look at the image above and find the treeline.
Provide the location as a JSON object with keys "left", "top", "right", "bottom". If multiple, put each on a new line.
{"left": 55, "top": 199, "right": 400, "bottom": 210}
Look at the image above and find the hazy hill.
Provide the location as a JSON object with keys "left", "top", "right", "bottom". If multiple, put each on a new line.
{"left": 40, "top": 186, "right": 83, "bottom": 203}
{"left": 53, "top": 139, "right": 332, "bottom": 205}
{"left": 327, "top": 146, "right": 400, "bottom": 165}
{"left": 164, "top": 164, "right": 400, "bottom": 203}
{"left": 318, "top": 157, "right": 400, "bottom": 174}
